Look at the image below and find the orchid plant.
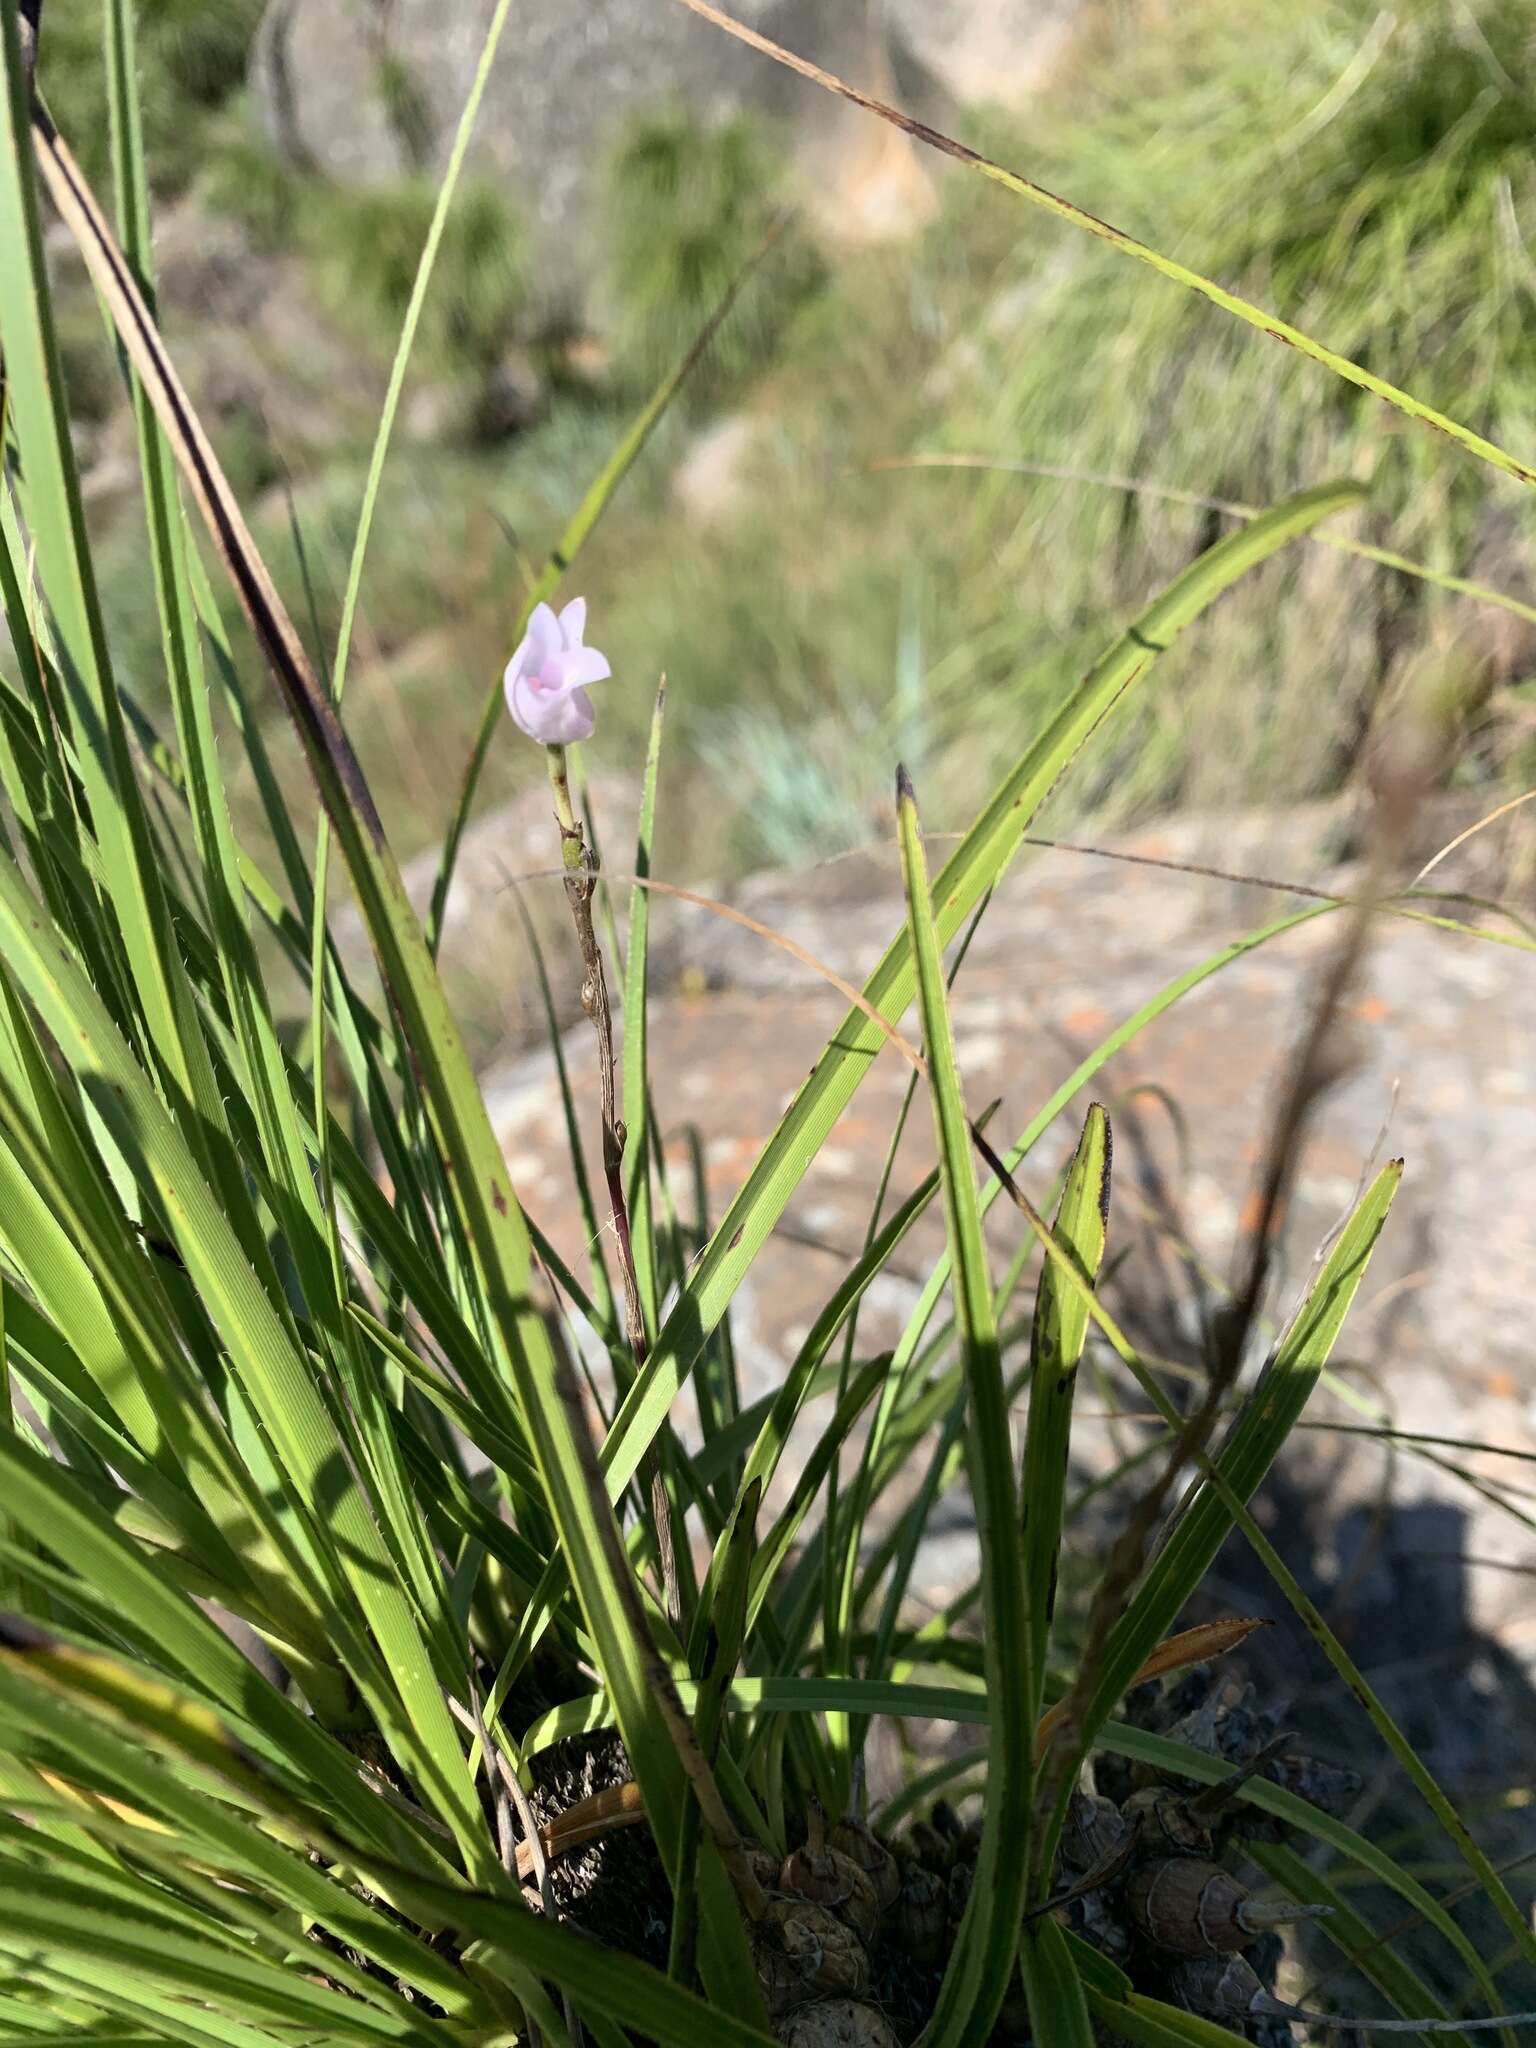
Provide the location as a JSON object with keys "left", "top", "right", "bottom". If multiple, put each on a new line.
{"left": 0, "top": 4, "right": 1533, "bottom": 2048}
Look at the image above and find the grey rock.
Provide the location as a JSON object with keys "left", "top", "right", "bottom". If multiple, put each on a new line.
{"left": 884, "top": 0, "right": 1091, "bottom": 102}
{"left": 474, "top": 349, "right": 546, "bottom": 442}
{"left": 254, "top": 2, "right": 861, "bottom": 269}
{"left": 154, "top": 206, "right": 276, "bottom": 329}
{"left": 251, "top": 0, "right": 1087, "bottom": 292}
{"left": 474, "top": 796, "right": 1536, "bottom": 1689}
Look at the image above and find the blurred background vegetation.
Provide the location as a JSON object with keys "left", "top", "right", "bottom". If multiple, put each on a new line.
{"left": 36, "top": 0, "right": 1536, "bottom": 887}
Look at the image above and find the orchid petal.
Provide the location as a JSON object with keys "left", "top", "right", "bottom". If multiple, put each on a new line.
{"left": 523, "top": 602, "right": 562, "bottom": 670}
{"left": 506, "top": 665, "right": 550, "bottom": 739}
{"left": 502, "top": 630, "right": 533, "bottom": 688}
{"left": 549, "top": 646, "right": 611, "bottom": 691}
{"left": 538, "top": 685, "right": 596, "bottom": 744}
{"left": 557, "top": 596, "right": 587, "bottom": 647}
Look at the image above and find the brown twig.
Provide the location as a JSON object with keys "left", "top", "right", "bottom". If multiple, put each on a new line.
{"left": 449, "top": 1692, "right": 552, "bottom": 1896}
{"left": 454, "top": 1689, "right": 578, "bottom": 2047}
{"left": 17, "top": 0, "right": 40, "bottom": 95}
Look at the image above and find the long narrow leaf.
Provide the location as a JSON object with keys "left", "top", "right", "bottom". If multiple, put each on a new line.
{"left": 28, "top": 73, "right": 767, "bottom": 2005}
{"left": 598, "top": 481, "right": 1364, "bottom": 1500}
{"left": 0, "top": 3, "right": 231, "bottom": 1188}
{"left": 1020, "top": 1103, "right": 1111, "bottom": 1726}
{"left": 898, "top": 769, "right": 1031, "bottom": 2048}
{"left": 623, "top": 680, "right": 667, "bottom": 1339}
{"left": 1037, "top": 1162, "right": 1401, "bottom": 1875}
{"left": 1018, "top": 1911, "right": 1095, "bottom": 2048}
{"left": 674, "top": 0, "right": 1536, "bottom": 490}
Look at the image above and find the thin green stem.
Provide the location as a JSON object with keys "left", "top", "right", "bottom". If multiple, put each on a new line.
{"left": 545, "top": 744, "right": 680, "bottom": 1630}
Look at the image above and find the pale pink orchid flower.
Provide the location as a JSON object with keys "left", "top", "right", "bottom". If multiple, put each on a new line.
{"left": 503, "top": 598, "right": 611, "bottom": 744}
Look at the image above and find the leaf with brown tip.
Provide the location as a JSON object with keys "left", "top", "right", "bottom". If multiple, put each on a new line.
{"left": 1033, "top": 1618, "right": 1267, "bottom": 1764}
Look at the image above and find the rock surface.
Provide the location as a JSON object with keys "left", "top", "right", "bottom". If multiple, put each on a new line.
{"left": 477, "top": 800, "right": 1536, "bottom": 1685}
{"left": 887, "top": 0, "right": 1092, "bottom": 101}
{"left": 251, "top": 0, "right": 1085, "bottom": 286}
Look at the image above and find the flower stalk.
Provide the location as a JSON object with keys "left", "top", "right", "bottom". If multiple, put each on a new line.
{"left": 544, "top": 741, "right": 680, "bottom": 1626}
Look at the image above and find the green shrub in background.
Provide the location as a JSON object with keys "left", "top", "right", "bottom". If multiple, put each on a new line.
{"left": 198, "top": 138, "right": 527, "bottom": 379}
{"left": 189, "top": 108, "right": 303, "bottom": 241}
{"left": 35, "top": 0, "right": 1536, "bottom": 881}
{"left": 4, "top": 0, "right": 1536, "bottom": 2044}
{"left": 305, "top": 174, "right": 527, "bottom": 375}
{"left": 592, "top": 0, "right": 1536, "bottom": 865}
{"left": 958, "top": 0, "right": 1536, "bottom": 811}
{"left": 597, "top": 103, "right": 824, "bottom": 392}
{"left": 33, "top": 0, "right": 263, "bottom": 192}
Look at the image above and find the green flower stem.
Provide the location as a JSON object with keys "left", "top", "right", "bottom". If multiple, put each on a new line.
{"left": 547, "top": 745, "right": 586, "bottom": 878}
{"left": 545, "top": 744, "right": 680, "bottom": 1628}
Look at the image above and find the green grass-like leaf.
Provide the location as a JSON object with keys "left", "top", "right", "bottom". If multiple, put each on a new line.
{"left": 4, "top": 5, "right": 1526, "bottom": 2041}
{"left": 22, "top": 30, "right": 769, "bottom": 2014}
{"left": 897, "top": 768, "right": 1032, "bottom": 2048}
{"left": 624, "top": 679, "right": 668, "bottom": 1340}
{"left": 1019, "top": 1911, "right": 1096, "bottom": 2048}
{"left": 1033, "top": 1160, "right": 1401, "bottom": 1876}
{"left": 599, "top": 480, "right": 1365, "bottom": 1502}
{"left": 1020, "top": 1103, "right": 1111, "bottom": 1728}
